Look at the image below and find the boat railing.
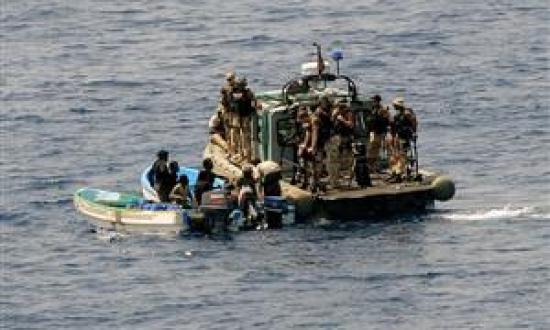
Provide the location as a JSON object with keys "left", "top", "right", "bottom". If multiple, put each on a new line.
{"left": 281, "top": 73, "right": 358, "bottom": 105}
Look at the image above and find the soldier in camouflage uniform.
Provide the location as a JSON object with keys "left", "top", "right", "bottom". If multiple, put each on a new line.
{"left": 367, "top": 94, "right": 391, "bottom": 172}
{"left": 219, "top": 71, "right": 239, "bottom": 159}
{"left": 327, "top": 100, "right": 355, "bottom": 188}
{"left": 309, "top": 96, "right": 333, "bottom": 192}
{"left": 235, "top": 78, "right": 258, "bottom": 163}
{"left": 389, "top": 97, "right": 417, "bottom": 181}
{"left": 296, "top": 106, "right": 315, "bottom": 189}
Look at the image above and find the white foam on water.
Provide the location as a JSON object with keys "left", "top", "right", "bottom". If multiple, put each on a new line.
{"left": 96, "top": 230, "right": 128, "bottom": 242}
{"left": 443, "top": 205, "right": 548, "bottom": 221}
{"left": 529, "top": 213, "right": 550, "bottom": 220}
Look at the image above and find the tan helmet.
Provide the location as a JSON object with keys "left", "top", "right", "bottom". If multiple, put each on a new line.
{"left": 225, "top": 71, "right": 236, "bottom": 82}
{"left": 392, "top": 97, "right": 405, "bottom": 108}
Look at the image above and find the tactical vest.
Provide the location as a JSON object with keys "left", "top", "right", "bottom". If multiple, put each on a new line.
{"left": 394, "top": 113, "right": 414, "bottom": 140}
{"left": 372, "top": 109, "right": 389, "bottom": 134}
{"left": 334, "top": 112, "right": 354, "bottom": 136}
{"left": 237, "top": 90, "right": 254, "bottom": 117}
{"left": 228, "top": 91, "right": 241, "bottom": 113}
{"left": 317, "top": 110, "right": 332, "bottom": 146}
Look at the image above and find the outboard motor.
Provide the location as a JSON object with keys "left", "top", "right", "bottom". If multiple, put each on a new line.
{"left": 199, "top": 190, "right": 233, "bottom": 233}
{"left": 353, "top": 142, "right": 372, "bottom": 188}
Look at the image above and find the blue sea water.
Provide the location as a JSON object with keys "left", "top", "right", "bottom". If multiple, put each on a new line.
{"left": 1, "top": 0, "right": 549, "bottom": 328}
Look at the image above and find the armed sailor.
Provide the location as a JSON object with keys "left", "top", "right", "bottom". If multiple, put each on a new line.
{"left": 296, "top": 106, "right": 316, "bottom": 190}
{"left": 219, "top": 71, "right": 239, "bottom": 159}
{"left": 327, "top": 99, "right": 355, "bottom": 188}
{"left": 389, "top": 97, "right": 418, "bottom": 181}
{"left": 309, "top": 96, "right": 333, "bottom": 192}
{"left": 367, "top": 94, "right": 391, "bottom": 172}
{"left": 235, "top": 77, "right": 259, "bottom": 164}
{"left": 151, "top": 150, "right": 172, "bottom": 202}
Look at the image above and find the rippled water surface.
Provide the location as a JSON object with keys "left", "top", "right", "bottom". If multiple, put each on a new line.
{"left": 2, "top": 0, "right": 549, "bottom": 328}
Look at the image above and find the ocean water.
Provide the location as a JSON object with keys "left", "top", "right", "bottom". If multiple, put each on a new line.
{"left": 2, "top": 0, "right": 549, "bottom": 328}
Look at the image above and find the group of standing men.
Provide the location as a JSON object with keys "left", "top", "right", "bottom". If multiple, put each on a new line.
{"left": 207, "top": 70, "right": 420, "bottom": 193}
{"left": 295, "top": 94, "right": 418, "bottom": 192}
{"left": 369, "top": 95, "right": 418, "bottom": 180}
{"left": 296, "top": 96, "right": 354, "bottom": 192}
{"left": 211, "top": 71, "right": 260, "bottom": 164}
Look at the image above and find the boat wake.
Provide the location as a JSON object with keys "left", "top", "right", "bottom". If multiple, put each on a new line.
{"left": 442, "top": 205, "right": 550, "bottom": 221}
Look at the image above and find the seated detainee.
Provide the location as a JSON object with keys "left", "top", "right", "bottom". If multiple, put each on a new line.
{"left": 261, "top": 169, "right": 282, "bottom": 198}
{"left": 237, "top": 164, "right": 258, "bottom": 220}
{"left": 152, "top": 150, "right": 171, "bottom": 202}
{"left": 368, "top": 94, "right": 391, "bottom": 171}
{"left": 194, "top": 158, "right": 216, "bottom": 205}
{"left": 256, "top": 161, "right": 282, "bottom": 198}
{"left": 169, "top": 174, "right": 195, "bottom": 208}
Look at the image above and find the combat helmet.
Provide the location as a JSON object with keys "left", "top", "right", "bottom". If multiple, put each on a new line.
{"left": 225, "top": 71, "right": 236, "bottom": 82}
{"left": 392, "top": 97, "right": 405, "bottom": 109}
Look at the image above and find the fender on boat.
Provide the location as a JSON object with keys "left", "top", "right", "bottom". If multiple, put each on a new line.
{"left": 431, "top": 175, "right": 455, "bottom": 201}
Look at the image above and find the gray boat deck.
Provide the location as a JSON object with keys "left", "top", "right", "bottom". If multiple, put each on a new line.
{"left": 284, "top": 173, "right": 434, "bottom": 200}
